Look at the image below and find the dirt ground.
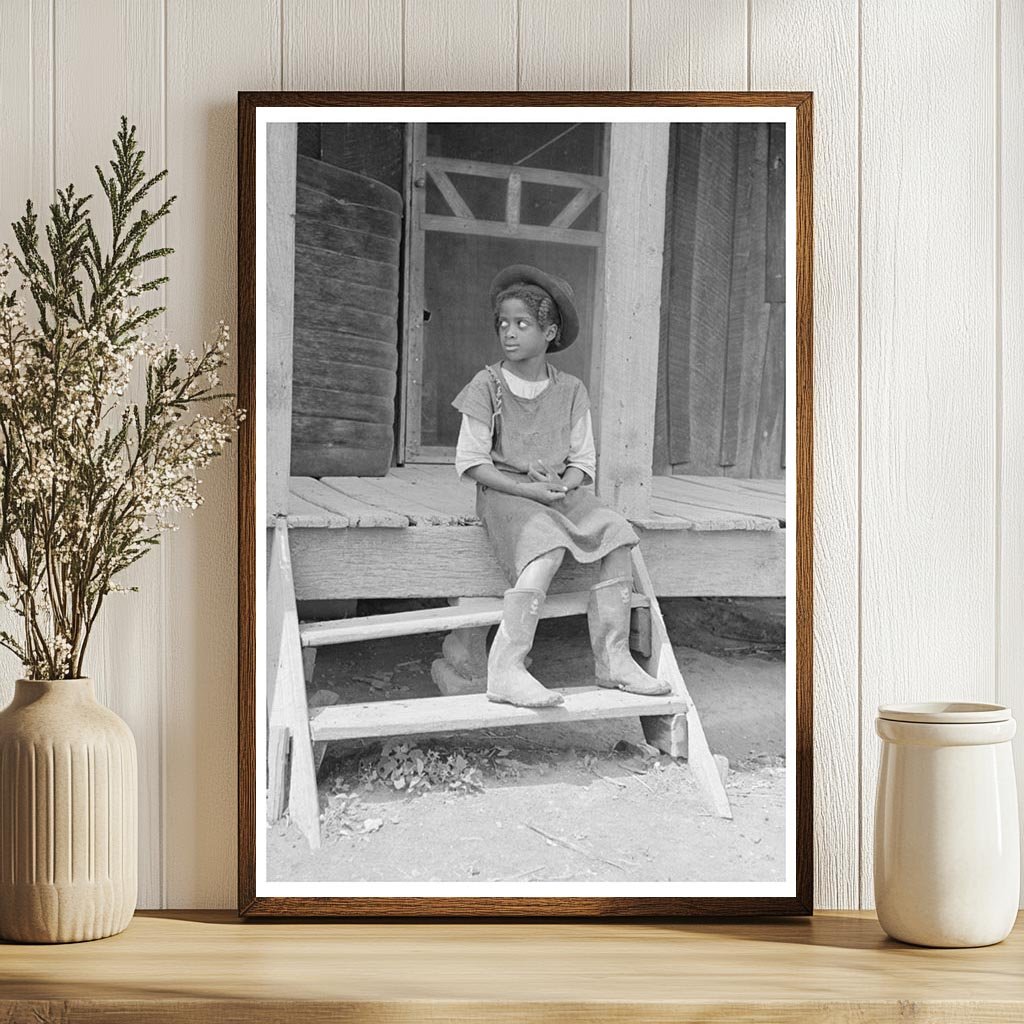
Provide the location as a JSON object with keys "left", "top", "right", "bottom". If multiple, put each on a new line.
{"left": 267, "top": 598, "right": 787, "bottom": 884}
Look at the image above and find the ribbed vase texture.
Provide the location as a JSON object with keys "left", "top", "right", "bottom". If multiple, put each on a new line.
{"left": 0, "top": 678, "right": 137, "bottom": 943}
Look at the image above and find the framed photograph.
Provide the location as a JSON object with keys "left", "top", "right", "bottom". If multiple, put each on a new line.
{"left": 238, "top": 91, "right": 812, "bottom": 916}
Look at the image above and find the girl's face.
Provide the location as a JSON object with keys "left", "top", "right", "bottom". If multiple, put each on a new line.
{"left": 496, "top": 298, "right": 557, "bottom": 362}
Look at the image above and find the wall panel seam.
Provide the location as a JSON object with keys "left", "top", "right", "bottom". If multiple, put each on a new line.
{"left": 855, "top": 0, "right": 864, "bottom": 910}
{"left": 994, "top": 0, "right": 1003, "bottom": 707}
{"left": 516, "top": 0, "right": 521, "bottom": 89}
{"left": 746, "top": 0, "right": 751, "bottom": 89}
{"left": 49, "top": 0, "right": 55, "bottom": 197}
{"left": 29, "top": 0, "right": 34, "bottom": 183}
{"left": 627, "top": 0, "right": 632, "bottom": 90}
{"left": 159, "top": 0, "right": 169, "bottom": 910}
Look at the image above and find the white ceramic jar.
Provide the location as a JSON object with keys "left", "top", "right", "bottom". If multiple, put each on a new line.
{"left": 874, "top": 702, "right": 1019, "bottom": 947}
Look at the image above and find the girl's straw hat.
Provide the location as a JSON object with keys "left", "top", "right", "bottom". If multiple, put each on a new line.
{"left": 489, "top": 264, "right": 580, "bottom": 351}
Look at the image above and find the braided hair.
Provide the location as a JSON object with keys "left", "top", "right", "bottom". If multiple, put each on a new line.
{"left": 493, "top": 283, "right": 562, "bottom": 351}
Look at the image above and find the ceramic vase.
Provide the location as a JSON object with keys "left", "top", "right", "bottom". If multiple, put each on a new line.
{"left": 874, "top": 702, "right": 1019, "bottom": 948}
{"left": 0, "top": 678, "right": 137, "bottom": 943}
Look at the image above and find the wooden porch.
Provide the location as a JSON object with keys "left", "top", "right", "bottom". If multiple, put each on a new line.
{"left": 284, "top": 468, "right": 786, "bottom": 601}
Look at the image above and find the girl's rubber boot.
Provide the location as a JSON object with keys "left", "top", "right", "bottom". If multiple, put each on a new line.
{"left": 588, "top": 577, "right": 672, "bottom": 696}
{"left": 486, "top": 588, "right": 565, "bottom": 708}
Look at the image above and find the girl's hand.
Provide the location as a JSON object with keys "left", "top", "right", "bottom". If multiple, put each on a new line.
{"left": 527, "top": 460, "right": 562, "bottom": 486}
{"left": 517, "top": 480, "right": 567, "bottom": 505}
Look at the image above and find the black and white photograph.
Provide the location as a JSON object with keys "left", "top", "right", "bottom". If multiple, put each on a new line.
{"left": 246, "top": 99, "right": 808, "bottom": 913}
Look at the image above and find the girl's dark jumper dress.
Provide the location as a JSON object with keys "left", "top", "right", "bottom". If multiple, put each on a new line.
{"left": 452, "top": 361, "right": 639, "bottom": 583}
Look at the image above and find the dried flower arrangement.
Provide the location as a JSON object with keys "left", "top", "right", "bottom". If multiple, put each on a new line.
{"left": 0, "top": 118, "right": 243, "bottom": 680}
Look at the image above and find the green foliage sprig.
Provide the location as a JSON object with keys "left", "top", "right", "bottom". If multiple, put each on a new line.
{"left": 0, "top": 117, "right": 243, "bottom": 679}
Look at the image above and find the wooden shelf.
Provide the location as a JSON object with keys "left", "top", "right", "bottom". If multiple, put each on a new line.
{"left": 2, "top": 910, "right": 1022, "bottom": 1021}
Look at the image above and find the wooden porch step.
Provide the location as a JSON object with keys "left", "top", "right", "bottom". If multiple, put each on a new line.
{"left": 299, "top": 591, "right": 650, "bottom": 648}
{"left": 309, "top": 686, "right": 687, "bottom": 742}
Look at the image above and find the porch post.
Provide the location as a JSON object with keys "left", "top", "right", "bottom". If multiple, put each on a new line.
{"left": 267, "top": 122, "right": 298, "bottom": 520}
{"left": 594, "top": 123, "right": 670, "bottom": 519}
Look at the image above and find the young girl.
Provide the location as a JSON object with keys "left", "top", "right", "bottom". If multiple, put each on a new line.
{"left": 452, "top": 264, "right": 670, "bottom": 708}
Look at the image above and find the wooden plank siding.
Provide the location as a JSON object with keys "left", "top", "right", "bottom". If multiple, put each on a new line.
{"left": 655, "top": 123, "right": 786, "bottom": 479}
{"left": 1002, "top": 0, "right": 1024, "bottom": 904}
{"left": 859, "top": 0, "right": 998, "bottom": 910}
{"left": 519, "top": 0, "right": 629, "bottom": 91}
{"left": 654, "top": 123, "right": 702, "bottom": 474}
{"left": 25, "top": 0, "right": 152, "bottom": 907}
{"left": 266, "top": 124, "right": 298, "bottom": 519}
{"left": 162, "top": 0, "right": 281, "bottom": 909}
{"left": 0, "top": 1, "right": 54, "bottom": 701}
{"left": 751, "top": 0, "right": 859, "bottom": 909}
{"left": 283, "top": 0, "right": 402, "bottom": 91}
{"left": 405, "top": 0, "right": 517, "bottom": 91}
{"left": 50, "top": 0, "right": 167, "bottom": 911}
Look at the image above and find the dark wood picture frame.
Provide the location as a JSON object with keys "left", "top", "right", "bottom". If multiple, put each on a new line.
{"left": 238, "top": 91, "right": 813, "bottom": 917}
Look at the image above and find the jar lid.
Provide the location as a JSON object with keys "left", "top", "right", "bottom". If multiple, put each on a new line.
{"left": 877, "top": 701, "right": 1011, "bottom": 724}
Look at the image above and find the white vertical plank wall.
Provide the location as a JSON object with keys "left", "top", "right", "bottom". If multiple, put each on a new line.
{"left": 633, "top": 1, "right": 746, "bottom": 91}
{"left": 0, "top": 1, "right": 53, "bottom": 697}
{"left": 1001, "top": 0, "right": 1024, "bottom": 908}
{"left": 53, "top": 0, "right": 168, "bottom": 910}
{"left": 859, "top": 0, "right": 998, "bottom": 909}
{"left": 162, "top": 0, "right": 280, "bottom": 908}
{"left": 0, "top": 0, "right": 1018, "bottom": 910}
{"left": 749, "top": 0, "right": 860, "bottom": 911}
{"left": 405, "top": 0, "right": 517, "bottom": 90}
{"left": 283, "top": 0, "right": 402, "bottom": 91}
{"left": 519, "top": 0, "right": 629, "bottom": 90}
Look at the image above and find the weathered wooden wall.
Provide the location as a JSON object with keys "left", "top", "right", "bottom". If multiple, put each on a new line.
{"left": 655, "top": 122, "right": 786, "bottom": 479}
{"left": 0, "top": 0, "right": 1017, "bottom": 912}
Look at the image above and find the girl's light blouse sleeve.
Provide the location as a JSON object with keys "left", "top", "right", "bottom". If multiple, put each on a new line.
{"left": 455, "top": 414, "right": 494, "bottom": 480}
{"left": 567, "top": 410, "right": 597, "bottom": 484}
